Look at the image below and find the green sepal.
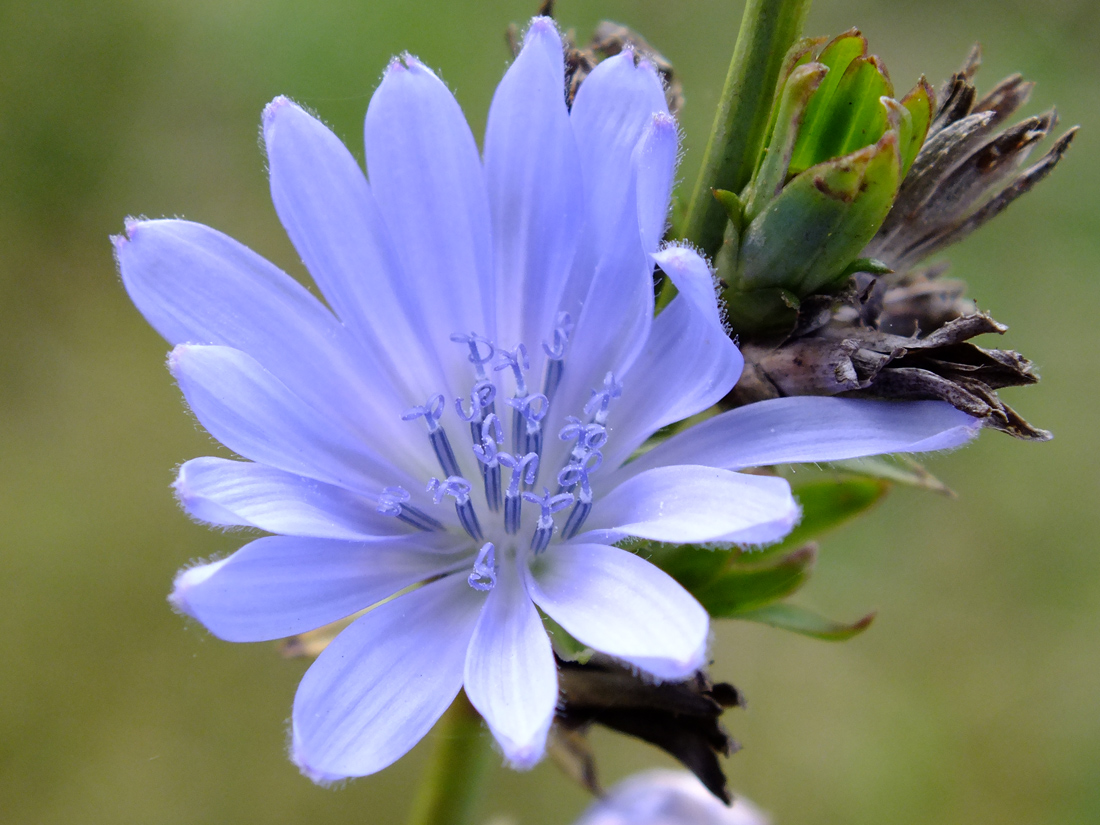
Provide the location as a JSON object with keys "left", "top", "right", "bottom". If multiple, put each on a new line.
{"left": 837, "top": 256, "right": 893, "bottom": 280}
{"left": 694, "top": 545, "right": 817, "bottom": 617}
{"left": 818, "top": 55, "right": 893, "bottom": 161}
{"left": 757, "top": 35, "right": 830, "bottom": 170}
{"left": 542, "top": 612, "right": 594, "bottom": 663}
{"left": 788, "top": 29, "right": 868, "bottom": 173}
{"left": 735, "top": 603, "right": 876, "bottom": 641}
{"left": 641, "top": 542, "right": 738, "bottom": 595}
{"left": 899, "top": 76, "right": 935, "bottom": 174}
{"left": 738, "top": 128, "right": 902, "bottom": 296}
{"left": 713, "top": 188, "right": 744, "bottom": 226}
{"left": 744, "top": 62, "right": 829, "bottom": 223}
{"left": 751, "top": 476, "right": 891, "bottom": 560}
{"left": 722, "top": 286, "right": 800, "bottom": 336}
{"left": 827, "top": 455, "right": 953, "bottom": 496}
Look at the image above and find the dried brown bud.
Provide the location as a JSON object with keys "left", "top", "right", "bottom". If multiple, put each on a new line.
{"left": 554, "top": 656, "right": 743, "bottom": 804}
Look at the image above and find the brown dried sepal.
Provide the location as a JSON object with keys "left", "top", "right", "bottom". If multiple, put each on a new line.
{"left": 729, "top": 307, "right": 1051, "bottom": 440}
{"left": 555, "top": 656, "right": 743, "bottom": 804}
{"left": 510, "top": 3, "right": 682, "bottom": 115}
{"left": 865, "top": 45, "right": 1077, "bottom": 274}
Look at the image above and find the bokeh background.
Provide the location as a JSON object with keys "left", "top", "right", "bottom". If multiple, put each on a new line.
{"left": 1, "top": 0, "right": 1097, "bottom": 822}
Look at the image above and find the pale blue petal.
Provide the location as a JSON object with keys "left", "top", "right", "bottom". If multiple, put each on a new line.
{"left": 634, "top": 113, "right": 679, "bottom": 255}
{"left": 528, "top": 543, "right": 707, "bottom": 681}
{"left": 169, "top": 345, "right": 425, "bottom": 494}
{"left": 174, "top": 457, "right": 420, "bottom": 540}
{"left": 575, "top": 770, "right": 770, "bottom": 825}
{"left": 568, "top": 50, "right": 668, "bottom": 283}
{"left": 365, "top": 56, "right": 494, "bottom": 383}
{"left": 464, "top": 554, "right": 556, "bottom": 769}
{"left": 545, "top": 53, "right": 669, "bottom": 465}
{"left": 581, "top": 465, "right": 798, "bottom": 545}
{"left": 542, "top": 164, "right": 651, "bottom": 471}
{"left": 616, "top": 397, "right": 983, "bottom": 480}
{"left": 605, "top": 247, "right": 743, "bottom": 468}
{"left": 263, "top": 97, "right": 447, "bottom": 404}
{"left": 170, "top": 535, "right": 469, "bottom": 643}
{"left": 292, "top": 573, "right": 484, "bottom": 781}
{"left": 484, "top": 17, "right": 582, "bottom": 361}
{"left": 114, "top": 219, "right": 391, "bottom": 442}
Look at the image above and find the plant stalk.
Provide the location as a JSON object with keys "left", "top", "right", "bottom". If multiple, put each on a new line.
{"left": 680, "top": 0, "right": 812, "bottom": 257}
{"left": 405, "top": 692, "right": 493, "bottom": 825}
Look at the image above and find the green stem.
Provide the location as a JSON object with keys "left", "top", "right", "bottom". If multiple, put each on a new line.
{"left": 680, "top": 0, "right": 812, "bottom": 257}
{"left": 405, "top": 693, "right": 493, "bottom": 825}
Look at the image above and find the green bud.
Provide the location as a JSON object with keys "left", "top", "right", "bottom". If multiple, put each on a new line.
{"left": 738, "top": 128, "right": 901, "bottom": 296}
{"left": 717, "top": 30, "right": 932, "bottom": 335}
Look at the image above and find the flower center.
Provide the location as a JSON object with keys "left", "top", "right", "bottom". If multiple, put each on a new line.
{"left": 377, "top": 323, "right": 622, "bottom": 590}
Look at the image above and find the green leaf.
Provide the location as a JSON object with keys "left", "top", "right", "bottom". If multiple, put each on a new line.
{"left": 735, "top": 603, "right": 876, "bottom": 640}
{"left": 754, "top": 476, "right": 891, "bottom": 559}
{"left": 695, "top": 546, "right": 817, "bottom": 617}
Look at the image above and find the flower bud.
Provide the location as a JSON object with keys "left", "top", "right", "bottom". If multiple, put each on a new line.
{"left": 572, "top": 771, "right": 769, "bottom": 825}
{"left": 719, "top": 30, "right": 935, "bottom": 335}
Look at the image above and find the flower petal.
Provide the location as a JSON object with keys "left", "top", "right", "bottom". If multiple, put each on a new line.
{"left": 292, "top": 573, "right": 484, "bottom": 781}
{"left": 606, "top": 246, "right": 743, "bottom": 468}
{"left": 263, "top": 97, "right": 447, "bottom": 404}
{"left": 569, "top": 50, "right": 668, "bottom": 271}
{"left": 583, "top": 465, "right": 798, "bottom": 546}
{"left": 464, "top": 553, "right": 556, "bottom": 768}
{"left": 114, "top": 219, "right": 388, "bottom": 438}
{"left": 484, "top": 17, "right": 583, "bottom": 360}
{"left": 169, "top": 345, "right": 427, "bottom": 493}
{"left": 170, "top": 535, "right": 468, "bottom": 643}
{"left": 174, "top": 457, "right": 414, "bottom": 541}
{"left": 546, "top": 56, "right": 670, "bottom": 462}
{"left": 365, "top": 56, "right": 494, "bottom": 379}
{"left": 528, "top": 543, "right": 707, "bottom": 681}
{"left": 635, "top": 113, "right": 679, "bottom": 255}
{"left": 618, "top": 397, "right": 983, "bottom": 479}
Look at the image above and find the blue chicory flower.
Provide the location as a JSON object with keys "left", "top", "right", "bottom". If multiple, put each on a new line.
{"left": 114, "top": 17, "right": 981, "bottom": 783}
{"left": 573, "top": 771, "right": 770, "bottom": 825}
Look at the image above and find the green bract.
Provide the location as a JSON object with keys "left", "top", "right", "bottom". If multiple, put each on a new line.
{"left": 719, "top": 30, "right": 935, "bottom": 335}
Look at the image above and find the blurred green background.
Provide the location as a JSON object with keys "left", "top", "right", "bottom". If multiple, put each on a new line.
{"left": 1, "top": 0, "right": 1097, "bottom": 823}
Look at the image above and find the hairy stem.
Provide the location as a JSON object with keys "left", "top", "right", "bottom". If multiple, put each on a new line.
{"left": 681, "top": 0, "right": 812, "bottom": 257}
{"left": 405, "top": 693, "right": 493, "bottom": 825}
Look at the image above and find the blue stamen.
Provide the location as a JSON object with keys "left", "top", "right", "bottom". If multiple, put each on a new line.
{"left": 467, "top": 542, "right": 497, "bottom": 591}
{"left": 507, "top": 393, "right": 549, "bottom": 476}
{"left": 584, "top": 372, "right": 623, "bottom": 425}
{"left": 456, "top": 378, "right": 498, "bottom": 449}
{"left": 499, "top": 452, "right": 538, "bottom": 534}
{"left": 404, "top": 394, "right": 461, "bottom": 478}
{"left": 541, "top": 312, "right": 573, "bottom": 402}
{"left": 522, "top": 487, "right": 574, "bottom": 553}
{"left": 495, "top": 344, "right": 531, "bottom": 454}
{"left": 472, "top": 414, "right": 504, "bottom": 512}
{"left": 558, "top": 451, "right": 602, "bottom": 539}
{"left": 376, "top": 486, "right": 444, "bottom": 532}
{"left": 450, "top": 332, "right": 496, "bottom": 379}
{"left": 427, "top": 476, "right": 482, "bottom": 541}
